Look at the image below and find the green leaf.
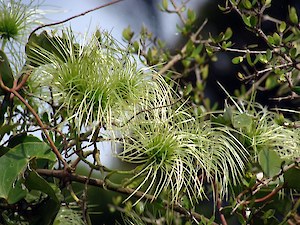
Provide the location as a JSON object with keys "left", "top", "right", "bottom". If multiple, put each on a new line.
{"left": 249, "top": 15, "right": 258, "bottom": 27}
{"left": 0, "top": 50, "right": 14, "bottom": 95}
{"left": 187, "top": 9, "right": 196, "bottom": 22}
{"left": 183, "top": 83, "right": 193, "bottom": 96}
{"left": 218, "top": 4, "right": 227, "bottom": 11}
{"left": 232, "top": 113, "right": 253, "bottom": 133}
{"left": 135, "top": 201, "right": 145, "bottom": 215}
{"left": 246, "top": 52, "right": 254, "bottom": 66}
{"left": 292, "top": 86, "right": 300, "bottom": 94}
{"left": 258, "top": 149, "right": 283, "bottom": 177}
{"left": 257, "top": 54, "right": 268, "bottom": 64}
{"left": 289, "top": 47, "right": 297, "bottom": 59}
{"left": 0, "top": 142, "right": 56, "bottom": 203}
{"left": 0, "top": 146, "right": 9, "bottom": 157}
{"left": 224, "top": 27, "right": 233, "bottom": 40}
{"left": 279, "top": 22, "right": 286, "bottom": 33}
{"left": 0, "top": 124, "right": 17, "bottom": 138}
{"left": 266, "top": 49, "right": 272, "bottom": 61}
{"left": 242, "top": 15, "right": 251, "bottom": 27}
{"left": 232, "top": 56, "right": 243, "bottom": 64}
{"left": 264, "top": 0, "right": 272, "bottom": 6}
{"left": 25, "top": 170, "right": 59, "bottom": 203}
{"left": 122, "top": 26, "right": 134, "bottom": 42}
{"left": 162, "top": 0, "right": 168, "bottom": 10}
{"left": 0, "top": 95, "right": 10, "bottom": 124}
{"left": 191, "top": 43, "right": 203, "bottom": 57}
{"left": 26, "top": 31, "right": 79, "bottom": 67}
{"left": 237, "top": 72, "right": 245, "bottom": 80}
{"left": 8, "top": 134, "right": 41, "bottom": 148}
{"left": 284, "top": 168, "right": 300, "bottom": 191}
{"left": 265, "top": 76, "right": 278, "bottom": 90}
{"left": 289, "top": 6, "right": 298, "bottom": 24}
{"left": 272, "top": 32, "right": 281, "bottom": 45}
{"left": 243, "top": 0, "right": 252, "bottom": 9}
{"left": 7, "top": 179, "right": 27, "bottom": 204}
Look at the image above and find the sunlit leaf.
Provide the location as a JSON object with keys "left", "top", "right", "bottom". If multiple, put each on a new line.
{"left": 289, "top": 6, "right": 298, "bottom": 24}
{"left": 232, "top": 56, "right": 243, "bottom": 64}
{"left": 0, "top": 142, "right": 56, "bottom": 203}
{"left": 258, "top": 149, "right": 283, "bottom": 177}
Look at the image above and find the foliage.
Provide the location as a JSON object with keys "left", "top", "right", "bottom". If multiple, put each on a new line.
{"left": 0, "top": 0, "right": 299, "bottom": 224}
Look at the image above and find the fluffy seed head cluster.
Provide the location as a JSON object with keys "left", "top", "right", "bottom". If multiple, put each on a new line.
{"left": 0, "top": 0, "right": 42, "bottom": 73}
{"left": 248, "top": 108, "right": 299, "bottom": 160}
{"left": 230, "top": 101, "right": 300, "bottom": 161}
{"left": 27, "top": 29, "right": 172, "bottom": 131}
{"left": 118, "top": 104, "right": 248, "bottom": 203}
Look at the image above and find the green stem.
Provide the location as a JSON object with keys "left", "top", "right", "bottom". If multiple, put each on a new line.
{"left": 1, "top": 38, "right": 7, "bottom": 51}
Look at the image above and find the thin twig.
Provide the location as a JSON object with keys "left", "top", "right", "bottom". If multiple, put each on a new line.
{"left": 28, "top": 0, "right": 124, "bottom": 40}
{"left": 158, "top": 19, "right": 208, "bottom": 75}
{"left": 0, "top": 75, "right": 69, "bottom": 169}
{"left": 36, "top": 168, "right": 218, "bottom": 225}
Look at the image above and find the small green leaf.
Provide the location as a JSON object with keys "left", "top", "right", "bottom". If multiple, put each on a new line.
{"left": 258, "top": 54, "right": 268, "bottom": 64}
{"left": 0, "top": 142, "right": 56, "bottom": 203}
{"left": 267, "top": 35, "right": 275, "bottom": 45}
{"left": 266, "top": 49, "right": 272, "bottom": 61}
{"left": 272, "top": 32, "right": 281, "bottom": 45}
{"left": 205, "top": 46, "right": 214, "bottom": 56}
{"left": 258, "top": 149, "right": 283, "bottom": 177}
{"left": 0, "top": 124, "right": 17, "bottom": 138}
{"left": 183, "top": 83, "right": 193, "bottom": 96}
{"left": 232, "top": 56, "right": 244, "bottom": 64}
{"left": 0, "top": 50, "right": 14, "bottom": 95}
{"left": 292, "top": 86, "right": 300, "bottom": 94}
{"left": 279, "top": 22, "right": 286, "bottom": 33}
{"left": 284, "top": 168, "right": 300, "bottom": 191}
{"left": 25, "top": 170, "right": 59, "bottom": 203}
{"left": 289, "top": 48, "right": 297, "bottom": 59}
{"left": 249, "top": 15, "right": 258, "bottom": 27}
{"left": 200, "top": 64, "right": 209, "bottom": 80}
{"left": 122, "top": 26, "right": 134, "bottom": 42}
{"left": 289, "top": 6, "right": 298, "bottom": 24}
{"left": 186, "top": 40, "right": 194, "bottom": 56}
{"left": 191, "top": 43, "right": 203, "bottom": 57}
{"left": 243, "top": 0, "right": 252, "bottom": 9}
{"left": 162, "top": 0, "right": 168, "bottom": 10}
{"left": 246, "top": 52, "right": 254, "bottom": 66}
{"left": 237, "top": 72, "right": 245, "bottom": 80}
{"left": 264, "top": 0, "right": 272, "bottom": 6}
{"left": 218, "top": 5, "right": 227, "bottom": 11}
{"left": 232, "top": 113, "right": 253, "bottom": 133}
{"left": 187, "top": 9, "right": 196, "bottom": 22}
{"left": 224, "top": 27, "right": 233, "bottom": 40}
{"left": 242, "top": 15, "right": 251, "bottom": 27}
{"left": 7, "top": 179, "right": 27, "bottom": 204}
{"left": 265, "top": 76, "right": 278, "bottom": 89}
{"left": 135, "top": 201, "right": 145, "bottom": 215}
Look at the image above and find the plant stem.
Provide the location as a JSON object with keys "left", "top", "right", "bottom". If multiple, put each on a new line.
{"left": 28, "top": 0, "right": 124, "bottom": 40}
{"left": 0, "top": 74, "right": 69, "bottom": 169}
{"left": 36, "top": 168, "right": 218, "bottom": 225}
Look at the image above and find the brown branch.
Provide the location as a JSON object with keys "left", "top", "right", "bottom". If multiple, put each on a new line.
{"left": 0, "top": 75, "right": 69, "bottom": 170}
{"left": 36, "top": 168, "right": 218, "bottom": 225}
{"left": 158, "top": 19, "right": 208, "bottom": 75}
{"left": 28, "top": 0, "right": 124, "bottom": 40}
{"left": 233, "top": 161, "right": 298, "bottom": 213}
